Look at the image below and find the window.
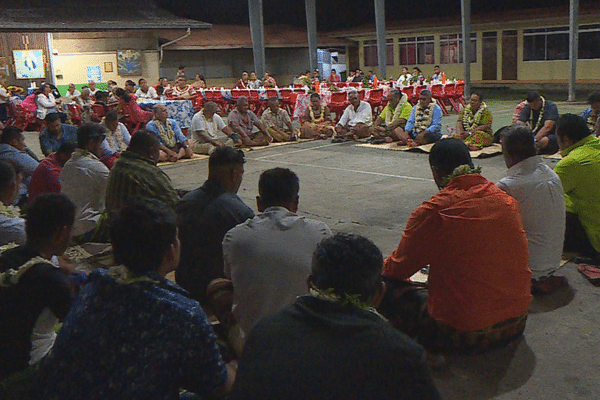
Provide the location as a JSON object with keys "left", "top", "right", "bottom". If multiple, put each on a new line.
{"left": 523, "top": 27, "right": 569, "bottom": 61}
{"left": 363, "top": 39, "right": 394, "bottom": 67}
{"left": 440, "top": 34, "right": 477, "bottom": 64}
{"left": 579, "top": 24, "right": 600, "bottom": 59}
{"left": 398, "top": 36, "right": 434, "bottom": 65}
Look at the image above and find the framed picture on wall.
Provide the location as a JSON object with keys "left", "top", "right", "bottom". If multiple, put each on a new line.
{"left": 116, "top": 49, "right": 142, "bottom": 76}
{"left": 13, "top": 49, "right": 45, "bottom": 79}
{"left": 104, "top": 62, "right": 113, "bottom": 73}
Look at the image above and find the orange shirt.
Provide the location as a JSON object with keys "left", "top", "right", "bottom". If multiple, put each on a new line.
{"left": 383, "top": 174, "right": 532, "bottom": 332}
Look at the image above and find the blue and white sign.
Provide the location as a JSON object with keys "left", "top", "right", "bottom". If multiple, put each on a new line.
{"left": 87, "top": 66, "right": 102, "bottom": 83}
{"left": 13, "top": 50, "right": 45, "bottom": 79}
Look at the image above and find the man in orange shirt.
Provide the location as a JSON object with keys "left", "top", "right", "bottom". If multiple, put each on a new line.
{"left": 378, "top": 138, "right": 532, "bottom": 355}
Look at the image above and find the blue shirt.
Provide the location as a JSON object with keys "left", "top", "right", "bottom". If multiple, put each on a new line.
{"left": 146, "top": 118, "right": 187, "bottom": 148}
{"left": 39, "top": 124, "right": 78, "bottom": 156}
{"left": 0, "top": 144, "right": 40, "bottom": 198}
{"left": 404, "top": 103, "right": 443, "bottom": 136}
{"left": 43, "top": 267, "right": 227, "bottom": 400}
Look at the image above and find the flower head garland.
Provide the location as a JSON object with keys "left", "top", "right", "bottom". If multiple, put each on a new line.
{"left": 441, "top": 164, "right": 482, "bottom": 186}
{"left": 309, "top": 283, "right": 387, "bottom": 321}
{"left": 0, "top": 203, "right": 21, "bottom": 219}
{"left": 462, "top": 102, "right": 487, "bottom": 132}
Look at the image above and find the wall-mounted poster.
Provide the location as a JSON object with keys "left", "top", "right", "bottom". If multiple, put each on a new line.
{"left": 117, "top": 50, "right": 142, "bottom": 76}
{"left": 87, "top": 66, "right": 102, "bottom": 83}
{"left": 104, "top": 62, "right": 113, "bottom": 73}
{"left": 13, "top": 49, "right": 45, "bottom": 79}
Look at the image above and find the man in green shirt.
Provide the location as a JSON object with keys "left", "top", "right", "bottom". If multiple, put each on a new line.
{"left": 554, "top": 113, "right": 600, "bottom": 260}
{"left": 368, "top": 89, "right": 412, "bottom": 144}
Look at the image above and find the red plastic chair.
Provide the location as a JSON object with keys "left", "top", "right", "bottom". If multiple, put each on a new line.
{"left": 328, "top": 91, "right": 349, "bottom": 123}
{"left": 401, "top": 86, "right": 416, "bottom": 105}
{"left": 336, "top": 82, "right": 349, "bottom": 88}
{"left": 247, "top": 90, "right": 262, "bottom": 113}
{"left": 279, "top": 88, "right": 294, "bottom": 115}
{"left": 444, "top": 83, "right": 465, "bottom": 112}
{"left": 204, "top": 90, "right": 228, "bottom": 115}
{"left": 293, "top": 84, "right": 304, "bottom": 88}
{"left": 430, "top": 84, "right": 449, "bottom": 115}
{"left": 367, "top": 88, "right": 384, "bottom": 117}
{"left": 348, "top": 82, "right": 361, "bottom": 88}
{"left": 67, "top": 103, "right": 83, "bottom": 126}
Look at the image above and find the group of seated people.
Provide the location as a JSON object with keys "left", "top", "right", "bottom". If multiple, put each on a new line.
{"left": 1, "top": 94, "right": 600, "bottom": 397}
{"left": 235, "top": 71, "right": 277, "bottom": 89}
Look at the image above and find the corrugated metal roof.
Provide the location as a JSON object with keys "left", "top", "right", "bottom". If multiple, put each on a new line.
{"left": 0, "top": 1, "right": 211, "bottom": 31}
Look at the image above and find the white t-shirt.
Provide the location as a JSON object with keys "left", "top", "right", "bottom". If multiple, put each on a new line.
{"left": 190, "top": 111, "right": 227, "bottom": 141}
{"left": 338, "top": 100, "right": 372, "bottom": 127}
{"left": 0, "top": 86, "right": 9, "bottom": 104}
{"left": 135, "top": 87, "right": 158, "bottom": 100}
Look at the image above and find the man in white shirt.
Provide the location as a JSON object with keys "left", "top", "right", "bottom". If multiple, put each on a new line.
{"left": 333, "top": 90, "right": 372, "bottom": 142}
{"left": 63, "top": 83, "right": 81, "bottom": 104}
{"left": 135, "top": 78, "right": 158, "bottom": 100}
{"left": 88, "top": 81, "right": 99, "bottom": 98}
{"left": 497, "top": 126, "right": 567, "bottom": 295}
{"left": 223, "top": 168, "right": 332, "bottom": 338}
{"left": 190, "top": 101, "right": 240, "bottom": 155}
{"left": 60, "top": 123, "right": 110, "bottom": 242}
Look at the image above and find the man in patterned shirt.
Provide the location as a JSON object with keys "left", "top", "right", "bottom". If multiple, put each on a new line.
{"left": 261, "top": 97, "right": 298, "bottom": 142}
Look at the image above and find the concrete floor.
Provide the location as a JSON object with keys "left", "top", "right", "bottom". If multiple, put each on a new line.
{"left": 24, "top": 99, "right": 600, "bottom": 399}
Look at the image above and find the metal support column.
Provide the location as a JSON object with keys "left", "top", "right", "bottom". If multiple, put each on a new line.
{"left": 305, "top": 0, "right": 318, "bottom": 72}
{"left": 248, "top": 0, "right": 266, "bottom": 78}
{"left": 374, "top": 0, "right": 387, "bottom": 79}
{"left": 568, "top": 0, "right": 579, "bottom": 101}
{"left": 460, "top": 0, "right": 471, "bottom": 99}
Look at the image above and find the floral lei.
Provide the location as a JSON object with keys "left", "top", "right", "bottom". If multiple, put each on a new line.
{"left": 309, "top": 103, "right": 326, "bottom": 123}
{"left": 586, "top": 109, "right": 598, "bottom": 133}
{"left": 153, "top": 118, "right": 176, "bottom": 148}
{"left": 385, "top": 93, "right": 408, "bottom": 126}
{"left": 0, "top": 243, "right": 54, "bottom": 287}
{"left": 200, "top": 108, "right": 219, "bottom": 135}
{"left": 441, "top": 164, "right": 482, "bottom": 186}
{"left": 414, "top": 99, "right": 436, "bottom": 133}
{"left": 462, "top": 102, "right": 487, "bottom": 132}
{"left": 528, "top": 97, "right": 545, "bottom": 132}
{"left": 309, "top": 284, "right": 387, "bottom": 321}
{"left": 101, "top": 118, "right": 126, "bottom": 152}
{"left": 0, "top": 203, "right": 21, "bottom": 219}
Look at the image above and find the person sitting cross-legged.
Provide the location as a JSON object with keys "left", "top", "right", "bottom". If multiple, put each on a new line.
{"left": 0, "top": 161, "right": 25, "bottom": 246}
{"left": 454, "top": 92, "right": 493, "bottom": 151}
{"left": 105, "top": 130, "right": 179, "bottom": 218}
{"left": 99, "top": 110, "right": 131, "bottom": 167}
{"left": 40, "top": 113, "right": 77, "bottom": 157}
{"left": 230, "top": 233, "right": 441, "bottom": 400}
{"left": 190, "top": 101, "right": 241, "bottom": 155}
{"left": 28, "top": 142, "right": 76, "bottom": 204}
{"left": 377, "top": 138, "right": 532, "bottom": 356}
{"left": 368, "top": 88, "right": 412, "bottom": 144}
{"left": 333, "top": 90, "right": 372, "bottom": 142}
{"left": 41, "top": 199, "right": 236, "bottom": 399}
{"left": 516, "top": 91, "right": 559, "bottom": 155}
{"left": 146, "top": 104, "right": 193, "bottom": 162}
{"left": 399, "top": 89, "right": 442, "bottom": 146}
{"left": 223, "top": 168, "right": 332, "bottom": 340}
{"left": 580, "top": 91, "right": 600, "bottom": 137}
{"left": 0, "top": 126, "right": 40, "bottom": 203}
{"left": 261, "top": 97, "right": 299, "bottom": 142}
{"left": 554, "top": 114, "right": 600, "bottom": 263}
{"left": 300, "top": 93, "right": 335, "bottom": 139}
{"left": 0, "top": 194, "right": 75, "bottom": 397}
{"left": 498, "top": 126, "right": 567, "bottom": 295}
{"left": 228, "top": 96, "right": 272, "bottom": 147}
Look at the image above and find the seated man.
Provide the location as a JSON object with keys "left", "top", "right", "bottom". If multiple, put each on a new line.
{"left": 62, "top": 83, "right": 81, "bottom": 104}
{"left": 333, "top": 90, "right": 372, "bottom": 142}
{"left": 430, "top": 65, "right": 442, "bottom": 81}
{"left": 0, "top": 161, "right": 25, "bottom": 245}
{"left": 165, "top": 76, "right": 196, "bottom": 100}
{"left": 0, "top": 126, "right": 39, "bottom": 202}
{"left": 262, "top": 71, "right": 277, "bottom": 88}
{"left": 176, "top": 147, "right": 254, "bottom": 307}
{"left": 39, "top": 113, "right": 78, "bottom": 156}
{"left": 554, "top": 114, "right": 600, "bottom": 261}
{"left": 400, "top": 89, "right": 442, "bottom": 146}
{"left": 260, "top": 97, "right": 298, "bottom": 142}
{"left": 105, "top": 130, "right": 179, "bottom": 216}
{"left": 235, "top": 71, "right": 249, "bottom": 89}
{"left": 378, "top": 138, "right": 531, "bottom": 355}
{"left": 498, "top": 126, "right": 567, "bottom": 294}
{"left": 145, "top": 104, "right": 193, "bottom": 162}
{"left": 135, "top": 78, "right": 158, "bottom": 100}
{"left": 454, "top": 92, "right": 493, "bottom": 150}
{"left": 230, "top": 233, "right": 441, "bottom": 400}
{"left": 368, "top": 88, "right": 412, "bottom": 144}
{"left": 124, "top": 80, "right": 136, "bottom": 94}
{"left": 190, "top": 101, "right": 240, "bottom": 155}
{"left": 60, "top": 123, "right": 110, "bottom": 242}
{"left": 223, "top": 168, "right": 332, "bottom": 338}
{"left": 99, "top": 110, "right": 131, "bottom": 167}
{"left": 88, "top": 80, "right": 98, "bottom": 97}
{"left": 300, "top": 93, "right": 335, "bottom": 139}
{"left": 517, "top": 91, "right": 559, "bottom": 154}
{"left": 28, "top": 142, "right": 76, "bottom": 204}
{"left": 0, "top": 194, "right": 75, "bottom": 388}
{"left": 580, "top": 91, "right": 600, "bottom": 136}
{"left": 42, "top": 200, "right": 234, "bottom": 399}
{"left": 228, "top": 96, "right": 272, "bottom": 147}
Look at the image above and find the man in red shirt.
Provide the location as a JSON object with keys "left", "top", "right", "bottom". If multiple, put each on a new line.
{"left": 378, "top": 138, "right": 532, "bottom": 355}
{"left": 28, "top": 142, "right": 76, "bottom": 203}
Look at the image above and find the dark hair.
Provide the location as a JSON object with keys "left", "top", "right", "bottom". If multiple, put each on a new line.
{"left": 471, "top": 92, "right": 484, "bottom": 101}
{"left": 77, "top": 122, "right": 106, "bottom": 148}
{"left": 110, "top": 199, "right": 177, "bottom": 273}
{"left": 107, "top": 80, "right": 117, "bottom": 86}
{"left": 587, "top": 91, "right": 600, "bottom": 105}
{"left": 115, "top": 88, "right": 131, "bottom": 103}
{"left": 178, "top": 65, "right": 185, "bottom": 70}
{"left": 127, "top": 129, "right": 159, "bottom": 155}
{"left": 125, "top": 80, "right": 135, "bottom": 87}
{"left": 56, "top": 141, "right": 76, "bottom": 155}
{"left": 310, "top": 93, "right": 321, "bottom": 100}
{"left": 556, "top": 113, "right": 591, "bottom": 143}
{"left": 45, "top": 113, "right": 61, "bottom": 123}
{"left": 526, "top": 91, "right": 541, "bottom": 103}
{"left": 502, "top": 125, "right": 536, "bottom": 161}
{"left": 420, "top": 89, "right": 432, "bottom": 97}
{"left": 1, "top": 126, "right": 23, "bottom": 144}
{"left": 434, "top": 65, "right": 440, "bottom": 68}
{"left": 81, "top": 85, "right": 89, "bottom": 90}
{"left": 156, "top": 86, "right": 164, "bottom": 96}
{"left": 429, "top": 138, "right": 473, "bottom": 177}
{"left": 138, "top": 78, "right": 146, "bottom": 85}
{"left": 311, "top": 233, "right": 383, "bottom": 301}
{"left": 258, "top": 168, "right": 299, "bottom": 207}
{"left": 209, "top": 146, "right": 245, "bottom": 168}
{"left": 413, "top": 66, "right": 422, "bottom": 73}
{"left": 105, "top": 110, "right": 119, "bottom": 122}
{"left": 26, "top": 193, "right": 75, "bottom": 244}
{"left": 331, "top": 69, "right": 336, "bottom": 73}
{"left": 94, "top": 91, "right": 109, "bottom": 102}
{"left": 0, "top": 160, "right": 16, "bottom": 193}
{"left": 267, "top": 96, "right": 279, "bottom": 104}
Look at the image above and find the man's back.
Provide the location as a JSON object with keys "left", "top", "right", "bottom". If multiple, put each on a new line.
{"left": 230, "top": 296, "right": 440, "bottom": 400}
{"left": 43, "top": 268, "right": 227, "bottom": 400}
{"left": 176, "top": 179, "right": 254, "bottom": 304}
{"left": 223, "top": 206, "right": 331, "bottom": 335}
